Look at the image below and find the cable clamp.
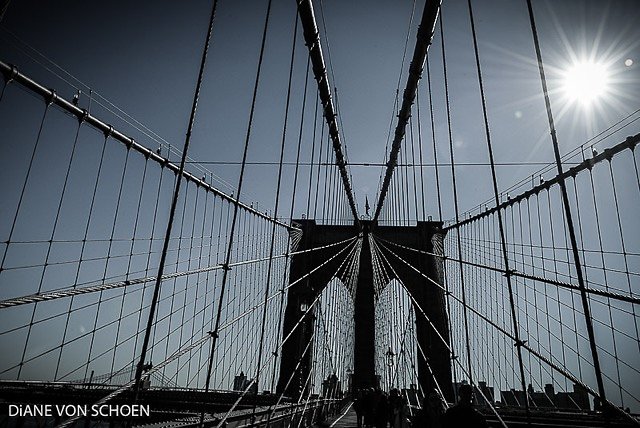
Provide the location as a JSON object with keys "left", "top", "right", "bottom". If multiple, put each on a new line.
{"left": 220, "top": 263, "right": 231, "bottom": 272}
{"left": 503, "top": 269, "right": 516, "bottom": 277}
{"left": 45, "top": 90, "right": 58, "bottom": 106}
{"left": 76, "top": 109, "right": 89, "bottom": 124}
{"left": 208, "top": 330, "right": 219, "bottom": 338}
{"left": 5, "top": 64, "right": 19, "bottom": 83}
{"left": 514, "top": 339, "right": 526, "bottom": 348}
{"left": 104, "top": 125, "right": 114, "bottom": 139}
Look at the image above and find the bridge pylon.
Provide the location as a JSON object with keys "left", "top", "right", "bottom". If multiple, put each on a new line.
{"left": 276, "top": 219, "right": 453, "bottom": 401}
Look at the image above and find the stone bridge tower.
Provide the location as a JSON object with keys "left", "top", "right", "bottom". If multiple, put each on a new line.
{"left": 277, "top": 219, "right": 452, "bottom": 402}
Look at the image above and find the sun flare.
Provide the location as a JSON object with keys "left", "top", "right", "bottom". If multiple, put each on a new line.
{"left": 562, "top": 60, "right": 610, "bottom": 107}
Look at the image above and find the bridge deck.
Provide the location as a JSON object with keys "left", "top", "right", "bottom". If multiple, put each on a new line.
{"left": 322, "top": 403, "right": 357, "bottom": 428}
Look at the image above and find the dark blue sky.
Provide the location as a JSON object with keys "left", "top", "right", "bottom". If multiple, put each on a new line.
{"left": 2, "top": 0, "right": 639, "bottom": 220}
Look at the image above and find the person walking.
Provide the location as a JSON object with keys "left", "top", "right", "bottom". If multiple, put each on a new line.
{"left": 442, "top": 384, "right": 487, "bottom": 428}
{"left": 354, "top": 389, "right": 364, "bottom": 428}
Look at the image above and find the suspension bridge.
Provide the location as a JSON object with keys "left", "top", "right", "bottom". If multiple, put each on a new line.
{"left": 0, "top": 0, "right": 639, "bottom": 427}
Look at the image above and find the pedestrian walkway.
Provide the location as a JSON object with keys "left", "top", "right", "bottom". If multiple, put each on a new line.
{"left": 326, "top": 402, "right": 357, "bottom": 428}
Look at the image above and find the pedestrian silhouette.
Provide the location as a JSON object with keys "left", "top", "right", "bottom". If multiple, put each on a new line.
{"left": 354, "top": 389, "right": 364, "bottom": 428}
{"left": 442, "top": 384, "right": 487, "bottom": 428}
{"left": 374, "top": 389, "right": 389, "bottom": 428}
{"left": 363, "top": 388, "right": 375, "bottom": 428}
{"left": 413, "top": 389, "right": 445, "bottom": 428}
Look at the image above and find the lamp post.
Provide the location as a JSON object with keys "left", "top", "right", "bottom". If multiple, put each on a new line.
{"left": 386, "top": 347, "right": 395, "bottom": 391}
{"left": 299, "top": 302, "right": 309, "bottom": 395}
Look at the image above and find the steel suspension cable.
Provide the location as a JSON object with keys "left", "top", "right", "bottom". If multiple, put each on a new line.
{"left": 369, "top": 236, "right": 508, "bottom": 427}
{"left": 0, "top": 102, "right": 49, "bottom": 274}
{"left": 271, "top": 53, "right": 312, "bottom": 393}
{"left": 373, "top": 235, "right": 640, "bottom": 426}
{"left": 132, "top": 0, "right": 219, "bottom": 398}
{"left": 18, "top": 117, "right": 86, "bottom": 379}
{"left": 438, "top": 11, "right": 474, "bottom": 386}
{"left": 201, "top": 1, "right": 273, "bottom": 415}
{"left": 313, "top": 123, "right": 326, "bottom": 219}
{"left": 373, "top": 0, "right": 441, "bottom": 220}
{"left": 306, "top": 89, "right": 319, "bottom": 218}
{"left": 253, "top": 11, "right": 299, "bottom": 419}
{"left": 415, "top": 92, "right": 427, "bottom": 221}
{"left": 466, "top": 0, "right": 530, "bottom": 416}
{"left": 525, "top": 0, "right": 608, "bottom": 408}
{"left": 213, "top": 240, "right": 360, "bottom": 428}
{"left": 52, "top": 131, "right": 108, "bottom": 380}
{"left": 296, "top": 0, "right": 359, "bottom": 220}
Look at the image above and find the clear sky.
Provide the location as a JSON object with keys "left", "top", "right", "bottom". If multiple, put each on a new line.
{"left": 2, "top": 0, "right": 639, "bottom": 221}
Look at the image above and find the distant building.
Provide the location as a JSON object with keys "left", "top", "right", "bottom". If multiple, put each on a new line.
{"left": 501, "top": 388, "right": 527, "bottom": 407}
{"left": 557, "top": 384, "right": 590, "bottom": 411}
{"left": 233, "top": 371, "right": 258, "bottom": 394}
{"left": 476, "top": 381, "right": 494, "bottom": 407}
{"left": 453, "top": 381, "right": 495, "bottom": 406}
{"left": 527, "top": 383, "right": 554, "bottom": 408}
{"left": 502, "top": 383, "right": 590, "bottom": 412}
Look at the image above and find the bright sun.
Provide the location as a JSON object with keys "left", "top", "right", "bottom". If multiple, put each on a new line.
{"left": 562, "top": 60, "right": 610, "bottom": 107}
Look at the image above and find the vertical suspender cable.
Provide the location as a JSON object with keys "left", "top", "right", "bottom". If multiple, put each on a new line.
{"left": 201, "top": 2, "right": 273, "bottom": 424}
{"left": 467, "top": 0, "right": 530, "bottom": 418}
{"left": 0, "top": 104, "right": 49, "bottom": 273}
{"left": 306, "top": 90, "right": 319, "bottom": 218}
{"left": 439, "top": 11, "right": 474, "bottom": 386}
{"left": 134, "top": 0, "right": 219, "bottom": 398}
{"left": 373, "top": 0, "right": 441, "bottom": 220}
{"left": 415, "top": 91, "right": 427, "bottom": 221}
{"left": 271, "top": 54, "right": 311, "bottom": 392}
{"left": 425, "top": 57, "right": 443, "bottom": 222}
{"left": 297, "top": 0, "right": 359, "bottom": 221}
{"left": 313, "top": 123, "right": 326, "bottom": 219}
{"left": 254, "top": 9, "right": 298, "bottom": 420}
{"left": 524, "top": 0, "right": 608, "bottom": 410}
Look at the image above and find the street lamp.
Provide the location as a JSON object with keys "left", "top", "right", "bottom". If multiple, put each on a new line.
{"left": 386, "top": 347, "right": 395, "bottom": 390}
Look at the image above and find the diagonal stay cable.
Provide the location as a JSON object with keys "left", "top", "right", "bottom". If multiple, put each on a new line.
{"left": 54, "top": 236, "right": 358, "bottom": 428}
{"left": 375, "top": 236, "right": 640, "bottom": 305}
{"left": 368, "top": 236, "right": 508, "bottom": 428}
{"left": 0, "top": 236, "right": 356, "bottom": 309}
{"left": 209, "top": 239, "right": 361, "bottom": 428}
{"left": 371, "top": 235, "right": 640, "bottom": 426}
